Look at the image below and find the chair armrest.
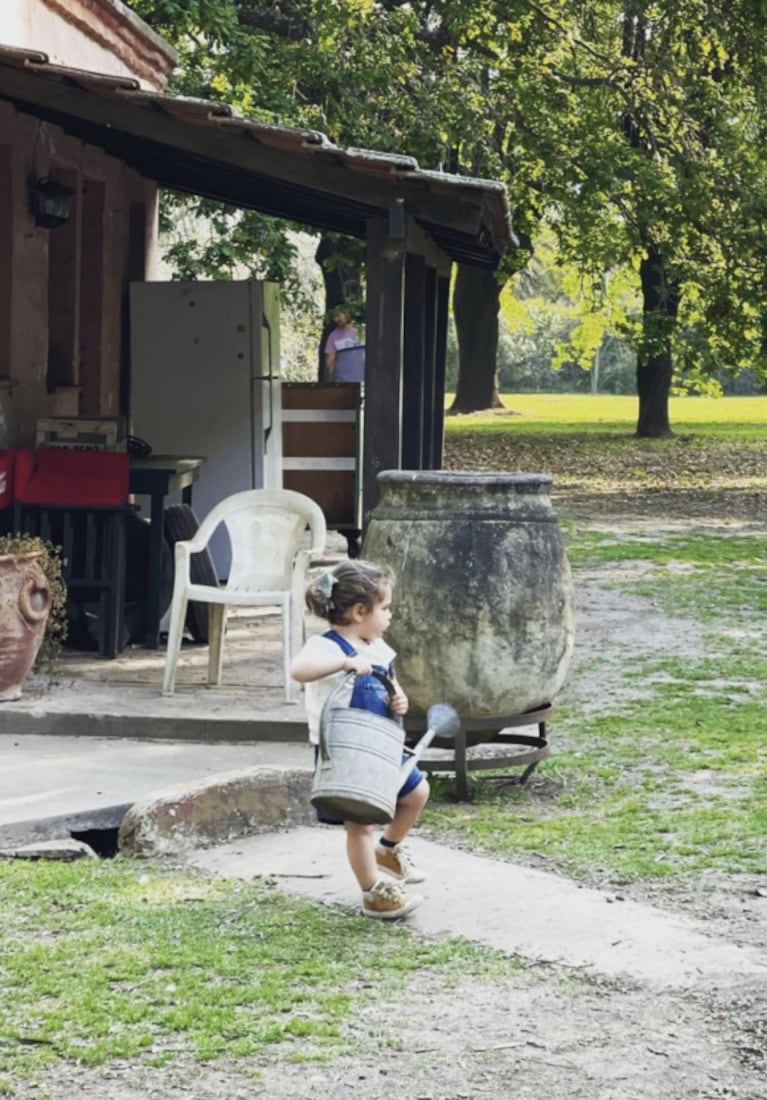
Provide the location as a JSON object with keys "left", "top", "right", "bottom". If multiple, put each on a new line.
{"left": 174, "top": 539, "right": 192, "bottom": 575}
{"left": 177, "top": 528, "right": 213, "bottom": 555}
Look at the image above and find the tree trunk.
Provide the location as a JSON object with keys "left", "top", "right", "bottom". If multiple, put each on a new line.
{"left": 636, "top": 247, "right": 679, "bottom": 438}
{"left": 315, "top": 235, "right": 363, "bottom": 381}
{"left": 450, "top": 264, "right": 503, "bottom": 412}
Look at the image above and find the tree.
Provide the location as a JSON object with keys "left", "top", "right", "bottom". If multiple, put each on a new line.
{"left": 421, "top": 0, "right": 767, "bottom": 429}
{"left": 134, "top": 0, "right": 767, "bottom": 432}
{"left": 511, "top": 0, "right": 767, "bottom": 434}
{"left": 133, "top": 0, "right": 546, "bottom": 396}
{"left": 500, "top": 231, "right": 640, "bottom": 394}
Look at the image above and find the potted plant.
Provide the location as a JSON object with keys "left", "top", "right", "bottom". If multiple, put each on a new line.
{"left": 0, "top": 534, "right": 67, "bottom": 701}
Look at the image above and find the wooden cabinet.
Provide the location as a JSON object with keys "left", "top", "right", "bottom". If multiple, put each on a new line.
{"left": 281, "top": 383, "right": 362, "bottom": 552}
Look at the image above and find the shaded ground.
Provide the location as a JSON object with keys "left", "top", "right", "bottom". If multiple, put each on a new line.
{"left": 444, "top": 429, "right": 767, "bottom": 527}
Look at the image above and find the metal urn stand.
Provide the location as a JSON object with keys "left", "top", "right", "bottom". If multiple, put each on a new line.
{"left": 406, "top": 703, "right": 553, "bottom": 801}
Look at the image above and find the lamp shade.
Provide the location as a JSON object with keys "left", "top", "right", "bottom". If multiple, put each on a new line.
{"left": 30, "top": 178, "right": 74, "bottom": 229}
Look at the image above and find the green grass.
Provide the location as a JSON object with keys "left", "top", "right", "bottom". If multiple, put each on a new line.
{"left": 568, "top": 531, "right": 767, "bottom": 627}
{"left": 422, "top": 529, "right": 767, "bottom": 883}
{"left": 444, "top": 393, "right": 767, "bottom": 436}
{"left": 0, "top": 862, "right": 523, "bottom": 1080}
{"left": 567, "top": 530, "right": 767, "bottom": 569}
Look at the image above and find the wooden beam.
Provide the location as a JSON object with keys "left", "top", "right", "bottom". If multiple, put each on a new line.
{"left": 404, "top": 217, "right": 450, "bottom": 268}
{"left": 432, "top": 273, "right": 450, "bottom": 468}
{"left": 0, "top": 65, "right": 490, "bottom": 238}
{"left": 363, "top": 217, "right": 405, "bottom": 525}
{"left": 421, "top": 264, "right": 438, "bottom": 469}
{"left": 401, "top": 252, "right": 426, "bottom": 470}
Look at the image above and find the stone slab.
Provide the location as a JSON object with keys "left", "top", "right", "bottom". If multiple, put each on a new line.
{"left": 119, "top": 765, "right": 314, "bottom": 856}
{"left": 0, "top": 606, "right": 311, "bottom": 740}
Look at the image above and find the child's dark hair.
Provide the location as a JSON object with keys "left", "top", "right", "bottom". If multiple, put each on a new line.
{"left": 306, "top": 560, "right": 394, "bottom": 624}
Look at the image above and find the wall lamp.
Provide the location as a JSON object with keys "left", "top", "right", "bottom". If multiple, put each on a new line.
{"left": 30, "top": 178, "right": 74, "bottom": 229}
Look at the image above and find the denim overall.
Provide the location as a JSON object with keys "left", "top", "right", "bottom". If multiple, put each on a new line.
{"left": 313, "top": 630, "right": 425, "bottom": 824}
{"left": 324, "top": 630, "right": 395, "bottom": 718}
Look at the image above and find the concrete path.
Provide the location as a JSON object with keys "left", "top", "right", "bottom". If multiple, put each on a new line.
{"left": 0, "top": 734, "right": 308, "bottom": 845}
{"left": 189, "top": 827, "right": 767, "bottom": 991}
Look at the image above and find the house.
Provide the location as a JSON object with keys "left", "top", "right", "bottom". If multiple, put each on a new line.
{"left": 0, "top": 0, "right": 513, "bottom": 521}
{"left": 0, "top": 0, "right": 176, "bottom": 448}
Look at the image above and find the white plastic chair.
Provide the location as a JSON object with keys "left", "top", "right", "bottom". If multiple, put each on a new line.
{"left": 162, "top": 489, "right": 326, "bottom": 701}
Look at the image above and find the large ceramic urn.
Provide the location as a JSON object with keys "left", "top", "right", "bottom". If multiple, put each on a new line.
{"left": 363, "top": 471, "right": 575, "bottom": 721}
{"left": 0, "top": 551, "right": 52, "bottom": 702}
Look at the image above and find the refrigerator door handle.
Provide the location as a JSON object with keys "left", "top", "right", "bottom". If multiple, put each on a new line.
{"left": 259, "top": 317, "right": 274, "bottom": 445}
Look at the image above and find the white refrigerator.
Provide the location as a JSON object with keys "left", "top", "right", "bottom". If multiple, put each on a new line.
{"left": 129, "top": 279, "right": 282, "bottom": 576}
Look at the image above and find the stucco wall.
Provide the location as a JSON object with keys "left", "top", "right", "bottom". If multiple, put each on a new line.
{"left": 0, "top": 0, "right": 175, "bottom": 90}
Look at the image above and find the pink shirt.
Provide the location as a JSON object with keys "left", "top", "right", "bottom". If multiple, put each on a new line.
{"left": 325, "top": 326, "right": 365, "bottom": 382}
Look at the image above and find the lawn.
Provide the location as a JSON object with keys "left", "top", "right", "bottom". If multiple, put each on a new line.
{"left": 0, "top": 861, "right": 520, "bottom": 1082}
{"left": 2, "top": 393, "right": 766, "bottom": 1090}
{"left": 422, "top": 527, "right": 767, "bottom": 882}
{"left": 444, "top": 393, "right": 767, "bottom": 435}
{"left": 423, "top": 397, "right": 767, "bottom": 880}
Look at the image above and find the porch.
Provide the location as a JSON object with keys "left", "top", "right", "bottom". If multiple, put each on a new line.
{"left": 0, "top": 44, "right": 514, "bottom": 523}
{"left": 0, "top": 603, "right": 309, "bottom": 742}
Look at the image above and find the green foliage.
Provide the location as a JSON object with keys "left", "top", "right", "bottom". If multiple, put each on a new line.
{"left": 497, "top": 231, "right": 641, "bottom": 393}
{"left": 131, "top": 0, "right": 767, "bottom": 421}
{"left": 158, "top": 197, "right": 317, "bottom": 311}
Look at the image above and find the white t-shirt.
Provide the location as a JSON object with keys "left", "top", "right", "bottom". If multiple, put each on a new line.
{"left": 302, "top": 632, "right": 397, "bottom": 744}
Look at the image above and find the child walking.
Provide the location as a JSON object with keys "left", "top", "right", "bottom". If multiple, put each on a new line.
{"left": 290, "top": 560, "right": 430, "bottom": 920}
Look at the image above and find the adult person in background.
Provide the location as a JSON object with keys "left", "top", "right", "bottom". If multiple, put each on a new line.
{"left": 325, "top": 307, "right": 365, "bottom": 382}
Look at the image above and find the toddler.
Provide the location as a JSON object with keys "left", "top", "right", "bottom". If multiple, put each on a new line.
{"left": 290, "top": 560, "right": 429, "bottom": 920}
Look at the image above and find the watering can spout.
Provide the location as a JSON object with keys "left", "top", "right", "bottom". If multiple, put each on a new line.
{"left": 398, "top": 702, "right": 461, "bottom": 784}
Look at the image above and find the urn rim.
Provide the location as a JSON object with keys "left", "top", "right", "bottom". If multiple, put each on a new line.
{"left": 376, "top": 469, "right": 553, "bottom": 489}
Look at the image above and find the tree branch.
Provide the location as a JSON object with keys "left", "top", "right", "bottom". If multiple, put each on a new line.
{"left": 235, "top": 2, "right": 312, "bottom": 41}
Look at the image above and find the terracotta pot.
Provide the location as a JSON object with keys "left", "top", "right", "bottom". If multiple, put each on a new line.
{"left": 363, "top": 471, "right": 575, "bottom": 720}
{"left": 0, "top": 551, "right": 53, "bottom": 702}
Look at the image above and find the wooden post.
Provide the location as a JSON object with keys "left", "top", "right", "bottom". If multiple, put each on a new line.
{"left": 401, "top": 252, "right": 426, "bottom": 470}
{"left": 420, "top": 263, "right": 438, "bottom": 469}
{"left": 426, "top": 273, "right": 451, "bottom": 468}
{"left": 79, "top": 176, "right": 105, "bottom": 416}
{"left": 0, "top": 143, "right": 11, "bottom": 383}
{"left": 46, "top": 166, "right": 81, "bottom": 392}
{"left": 432, "top": 271, "right": 451, "bottom": 468}
{"left": 363, "top": 217, "right": 405, "bottom": 525}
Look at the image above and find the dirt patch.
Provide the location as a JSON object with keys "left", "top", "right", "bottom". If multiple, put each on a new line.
{"left": 556, "top": 487, "right": 767, "bottom": 527}
{"left": 559, "top": 577, "right": 705, "bottom": 716}
{"left": 10, "top": 970, "right": 766, "bottom": 1100}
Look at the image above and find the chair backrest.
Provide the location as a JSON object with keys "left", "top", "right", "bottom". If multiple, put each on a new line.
{"left": 196, "top": 489, "right": 326, "bottom": 592}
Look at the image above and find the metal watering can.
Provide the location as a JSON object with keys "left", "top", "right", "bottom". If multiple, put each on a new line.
{"left": 311, "top": 671, "right": 460, "bottom": 825}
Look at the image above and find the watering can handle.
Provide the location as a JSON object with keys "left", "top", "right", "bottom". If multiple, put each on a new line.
{"left": 369, "top": 669, "right": 396, "bottom": 696}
